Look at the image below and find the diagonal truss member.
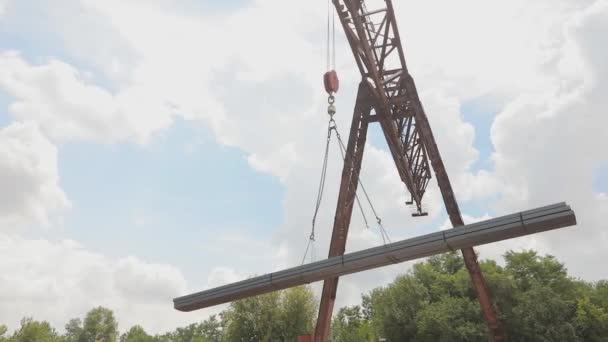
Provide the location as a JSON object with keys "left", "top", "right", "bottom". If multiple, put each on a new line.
{"left": 314, "top": 0, "right": 505, "bottom": 341}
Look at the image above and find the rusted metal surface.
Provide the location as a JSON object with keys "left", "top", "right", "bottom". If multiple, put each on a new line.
{"left": 400, "top": 58, "right": 505, "bottom": 342}
{"left": 319, "top": 0, "right": 506, "bottom": 340}
{"left": 333, "top": 0, "right": 430, "bottom": 216}
{"left": 297, "top": 335, "right": 312, "bottom": 342}
{"left": 323, "top": 70, "right": 340, "bottom": 94}
{"left": 314, "top": 82, "right": 373, "bottom": 342}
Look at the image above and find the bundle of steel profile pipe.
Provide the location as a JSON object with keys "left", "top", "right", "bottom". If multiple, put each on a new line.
{"left": 174, "top": 202, "right": 576, "bottom": 312}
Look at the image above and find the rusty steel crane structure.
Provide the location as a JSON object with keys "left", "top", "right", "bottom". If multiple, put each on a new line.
{"left": 313, "top": 0, "right": 504, "bottom": 340}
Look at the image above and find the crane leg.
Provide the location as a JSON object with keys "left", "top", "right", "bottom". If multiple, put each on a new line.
{"left": 403, "top": 74, "right": 505, "bottom": 340}
{"left": 314, "top": 82, "right": 373, "bottom": 342}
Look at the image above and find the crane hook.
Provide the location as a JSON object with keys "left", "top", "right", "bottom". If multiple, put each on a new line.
{"left": 327, "top": 96, "right": 336, "bottom": 117}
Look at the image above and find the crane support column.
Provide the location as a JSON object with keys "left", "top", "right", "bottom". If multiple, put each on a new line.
{"left": 402, "top": 73, "right": 505, "bottom": 339}
{"left": 314, "top": 82, "right": 373, "bottom": 341}
{"left": 324, "top": 0, "right": 505, "bottom": 340}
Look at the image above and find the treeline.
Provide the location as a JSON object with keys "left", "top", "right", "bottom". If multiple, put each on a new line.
{"left": 331, "top": 250, "right": 608, "bottom": 341}
{"left": 1, "top": 250, "right": 607, "bottom": 341}
{"left": 0, "top": 287, "right": 316, "bottom": 342}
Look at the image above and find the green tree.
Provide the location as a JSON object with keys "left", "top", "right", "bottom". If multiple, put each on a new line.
{"left": 415, "top": 297, "right": 486, "bottom": 342}
{"left": 330, "top": 250, "right": 608, "bottom": 342}
{"left": 0, "top": 325, "right": 9, "bottom": 342}
{"left": 1, "top": 250, "right": 606, "bottom": 342}
{"left": 199, "top": 315, "right": 222, "bottom": 342}
{"left": 280, "top": 286, "right": 316, "bottom": 338}
{"left": 170, "top": 322, "right": 210, "bottom": 342}
{"left": 330, "top": 306, "right": 373, "bottom": 342}
{"left": 154, "top": 315, "right": 222, "bottom": 342}
{"left": 499, "top": 250, "right": 582, "bottom": 340}
{"left": 82, "top": 307, "right": 118, "bottom": 342}
{"left": 63, "top": 318, "right": 84, "bottom": 342}
{"left": 510, "top": 286, "right": 577, "bottom": 341}
{"left": 223, "top": 291, "right": 282, "bottom": 341}
{"left": 366, "top": 274, "right": 429, "bottom": 340}
{"left": 592, "top": 281, "right": 608, "bottom": 309}
{"left": 223, "top": 286, "right": 316, "bottom": 341}
{"left": 120, "top": 326, "right": 155, "bottom": 342}
{"left": 10, "top": 318, "right": 60, "bottom": 342}
{"left": 150, "top": 333, "right": 173, "bottom": 342}
{"left": 411, "top": 252, "right": 470, "bottom": 301}
{"left": 575, "top": 296, "right": 608, "bottom": 341}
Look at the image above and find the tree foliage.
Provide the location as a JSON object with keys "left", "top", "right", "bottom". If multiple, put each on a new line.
{"left": 0, "top": 325, "right": 8, "bottom": 342}
{"left": 81, "top": 307, "right": 118, "bottom": 342}
{"left": 1, "top": 251, "right": 606, "bottom": 341}
{"left": 222, "top": 286, "right": 316, "bottom": 342}
{"left": 329, "top": 306, "right": 373, "bottom": 342}
{"left": 330, "top": 250, "right": 608, "bottom": 342}
{"left": 63, "top": 318, "right": 84, "bottom": 342}
{"left": 8, "top": 318, "right": 60, "bottom": 342}
{"left": 120, "top": 326, "right": 155, "bottom": 342}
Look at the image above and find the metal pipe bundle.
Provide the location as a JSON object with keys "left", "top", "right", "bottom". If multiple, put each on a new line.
{"left": 174, "top": 202, "right": 576, "bottom": 312}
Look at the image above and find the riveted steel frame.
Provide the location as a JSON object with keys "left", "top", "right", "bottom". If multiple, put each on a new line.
{"left": 315, "top": 0, "right": 505, "bottom": 341}
{"left": 333, "top": 0, "right": 431, "bottom": 214}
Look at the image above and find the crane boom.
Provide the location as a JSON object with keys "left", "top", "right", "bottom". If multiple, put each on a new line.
{"left": 334, "top": 0, "right": 430, "bottom": 215}
{"left": 314, "top": 0, "right": 505, "bottom": 340}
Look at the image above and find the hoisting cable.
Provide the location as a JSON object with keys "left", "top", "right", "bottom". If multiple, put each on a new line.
{"left": 332, "top": 0, "right": 336, "bottom": 70}
{"left": 302, "top": 117, "right": 391, "bottom": 263}
{"left": 326, "top": 0, "right": 330, "bottom": 71}
{"left": 301, "top": 118, "right": 333, "bottom": 265}
{"left": 326, "top": 0, "right": 336, "bottom": 71}
{"left": 334, "top": 122, "right": 392, "bottom": 245}
{"left": 332, "top": 125, "right": 371, "bottom": 231}
{"left": 303, "top": 0, "right": 341, "bottom": 266}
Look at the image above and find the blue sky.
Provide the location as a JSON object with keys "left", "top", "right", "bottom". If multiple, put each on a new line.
{"left": 56, "top": 119, "right": 283, "bottom": 281}
{"left": 594, "top": 162, "right": 608, "bottom": 193}
{"left": 1, "top": 0, "right": 607, "bottom": 333}
{"left": 38, "top": 81, "right": 597, "bottom": 278}
{"left": 0, "top": 72, "right": 504, "bottom": 282}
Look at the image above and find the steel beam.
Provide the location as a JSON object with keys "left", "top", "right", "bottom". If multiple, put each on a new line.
{"left": 174, "top": 203, "right": 576, "bottom": 312}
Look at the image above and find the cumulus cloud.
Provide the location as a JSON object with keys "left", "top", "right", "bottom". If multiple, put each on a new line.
{"left": 0, "top": 52, "right": 175, "bottom": 144}
{"left": 0, "top": 233, "right": 206, "bottom": 334}
{"left": 0, "top": 0, "right": 607, "bottom": 332}
{"left": 487, "top": 0, "right": 608, "bottom": 280}
{"left": 0, "top": 121, "right": 69, "bottom": 229}
{"left": 439, "top": 213, "right": 493, "bottom": 231}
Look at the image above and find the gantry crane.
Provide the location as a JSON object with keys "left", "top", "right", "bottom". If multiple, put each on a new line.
{"left": 313, "top": 0, "right": 504, "bottom": 340}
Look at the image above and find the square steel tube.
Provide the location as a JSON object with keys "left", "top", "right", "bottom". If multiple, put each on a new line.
{"left": 174, "top": 202, "right": 576, "bottom": 312}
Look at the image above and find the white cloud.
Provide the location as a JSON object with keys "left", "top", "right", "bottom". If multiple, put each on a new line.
{"left": 439, "top": 213, "right": 493, "bottom": 231}
{"left": 206, "top": 267, "right": 243, "bottom": 289}
{"left": 0, "top": 0, "right": 607, "bottom": 333}
{"left": 0, "top": 0, "right": 6, "bottom": 17}
{"left": 0, "top": 51, "right": 175, "bottom": 144}
{"left": 0, "top": 233, "right": 207, "bottom": 335}
{"left": 0, "top": 121, "right": 69, "bottom": 229}
{"left": 487, "top": 0, "right": 608, "bottom": 280}
{"left": 393, "top": 0, "right": 595, "bottom": 100}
